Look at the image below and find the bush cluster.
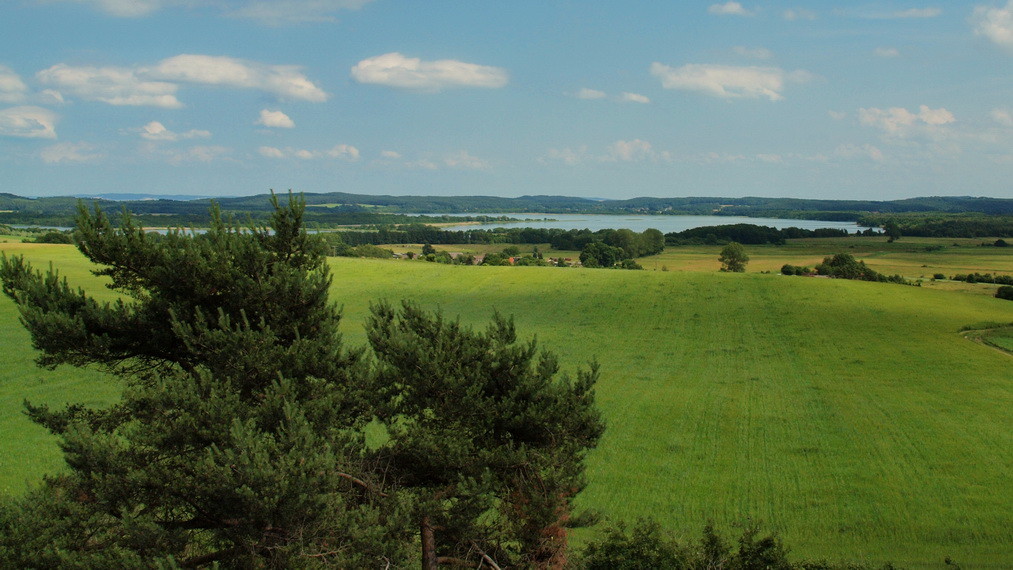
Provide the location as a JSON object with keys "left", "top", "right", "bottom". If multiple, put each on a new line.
{"left": 951, "top": 273, "right": 1013, "bottom": 285}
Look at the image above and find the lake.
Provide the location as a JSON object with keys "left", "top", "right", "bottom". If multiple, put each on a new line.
{"left": 428, "top": 214, "right": 869, "bottom": 234}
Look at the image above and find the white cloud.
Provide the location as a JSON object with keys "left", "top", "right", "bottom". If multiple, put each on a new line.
{"left": 36, "top": 63, "right": 182, "bottom": 108}
{"left": 258, "top": 146, "right": 286, "bottom": 158}
{"left": 541, "top": 146, "right": 589, "bottom": 166}
{"left": 443, "top": 150, "right": 489, "bottom": 170}
{"left": 733, "top": 46, "right": 773, "bottom": 60}
{"left": 39, "top": 0, "right": 375, "bottom": 23}
{"left": 607, "top": 139, "right": 654, "bottom": 162}
{"left": 380, "top": 150, "right": 401, "bottom": 159}
{"left": 576, "top": 87, "right": 607, "bottom": 100}
{"left": 401, "top": 159, "right": 436, "bottom": 170}
{"left": 226, "top": 0, "right": 374, "bottom": 25}
{"left": 992, "top": 108, "right": 1013, "bottom": 126}
{"left": 835, "top": 143, "right": 885, "bottom": 162}
{"left": 859, "top": 105, "right": 955, "bottom": 136}
{"left": 828, "top": 110, "right": 848, "bottom": 120}
{"left": 0, "top": 106, "right": 58, "bottom": 138}
{"left": 651, "top": 63, "right": 811, "bottom": 101}
{"left": 256, "top": 109, "right": 295, "bottom": 128}
{"left": 166, "top": 145, "right": 231, "bottom": 164}
{"left": 351, "top": 52, "right": 508, "bottom": 92}
{"left": 891, "top": 8, "right": 941, "bottom": 18}
{"left": 849, "top": 7, "right": 942, "bottom": 19}
{"left": 136, "top": 120, "right": 210, "bottom": 141}
{"left": 258, "top": 144, "right": 360, "bottom": 161}
{"left": 149, "top": 54, "right": 327, "bottom": 102}
{"left": 973, "top": 1, "right": 1013, "bottom": 49}
{"left": 327, "top": 144, "right": 360, "bottom": 161}
{"left": 0, "top": 66, "right": 29, "bottom": 103}
{"left": 874, "top": 47, "right": 901, "bottom": 58}
{"left": 41, "top": 0, "right": 165, "bottom": 17}
{"left": 708, "top": 2, "right": 752, "bottom": 16}
{"left": 619, "top": 92, "right": 650, "bottom": 104}
{"left": 38, "top": 89, "right": 66, "bottom": 105}
{"left": 783, "top": 8, "right": 816, "bottom": 20}
{"left": 40, "top": 141, "right": 103, "bottom": 163}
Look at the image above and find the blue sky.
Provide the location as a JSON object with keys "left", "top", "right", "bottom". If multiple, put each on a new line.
{"left": 2, "top": 1, "right": 1012, "bottom": 200}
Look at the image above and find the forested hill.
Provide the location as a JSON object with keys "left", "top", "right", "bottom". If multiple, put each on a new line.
{"left": 0, "top": 191, "right": 1011, "bottom": 227}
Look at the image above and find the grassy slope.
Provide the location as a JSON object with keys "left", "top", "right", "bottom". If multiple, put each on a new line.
{"left": 0, "top": 244, "right": 120, "bottom": 496}
{"left": 1, "top": 244, "right": 1011, "bottom": 566}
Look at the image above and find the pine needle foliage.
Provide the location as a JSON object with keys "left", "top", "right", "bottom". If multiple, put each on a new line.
{"left": 0, "top": 193, "right": 603, "bottom": 568}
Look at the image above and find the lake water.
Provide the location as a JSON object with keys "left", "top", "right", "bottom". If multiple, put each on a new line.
{"left": 430, "top": 214, "right": 868, "bottom": 234}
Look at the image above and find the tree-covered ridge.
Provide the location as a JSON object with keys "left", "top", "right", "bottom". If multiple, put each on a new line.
{"left": 1, "top": 191, "right": 1012, "bottom": 228}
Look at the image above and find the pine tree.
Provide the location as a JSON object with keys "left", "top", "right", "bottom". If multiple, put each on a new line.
{"left": 0, "top": 194, "right": 409, "bottom": 567}
{"left": 366, "top": 302, "right": 604, "bottom": 569}
{"left": 0, "top": 193, "right": 604, "bottom": 568}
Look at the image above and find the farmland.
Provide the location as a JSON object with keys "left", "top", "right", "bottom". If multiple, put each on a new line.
{"left": 1, "top": 238, "right": 1011, "bottom": 567}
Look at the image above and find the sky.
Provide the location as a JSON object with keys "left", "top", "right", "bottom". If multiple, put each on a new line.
{"left": 1, "top": 1, "right": 1013, "bottom": 201}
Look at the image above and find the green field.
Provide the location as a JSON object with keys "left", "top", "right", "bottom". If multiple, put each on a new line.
{"left": 1, "top": 242, "right": 1011, "bottom": 567}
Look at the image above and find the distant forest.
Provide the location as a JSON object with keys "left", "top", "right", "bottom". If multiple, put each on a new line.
{"left": 1, "top": 191, "right": 1011, "bottom": 237}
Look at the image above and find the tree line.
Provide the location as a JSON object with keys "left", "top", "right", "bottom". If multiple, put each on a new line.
{"left": 665, "top": 224, "right": 851, "bottom": 246}
{"left": 331, "top": 226, "right": 666, "bottom": 257}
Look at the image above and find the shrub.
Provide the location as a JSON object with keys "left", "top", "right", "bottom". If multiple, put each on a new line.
{"left": 997, "top": 286, "right": 1013, "bottom": 300}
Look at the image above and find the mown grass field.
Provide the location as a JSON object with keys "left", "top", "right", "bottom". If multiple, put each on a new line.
{"left": 1, "top": 240, "right": 1011, "bottom": 567}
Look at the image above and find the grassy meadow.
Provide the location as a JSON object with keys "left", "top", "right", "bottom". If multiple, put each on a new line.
{"left": 0, "top": 238, "right": 1011, "bottom": 567}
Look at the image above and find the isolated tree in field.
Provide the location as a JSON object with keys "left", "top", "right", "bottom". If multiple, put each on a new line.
{"left": 366, "top": 301, "right": 604, "bottom": 568}
{"left": 883, "top": 220, "right": 902, "bottom": 242}
{"left": 718, "top": 241, "right": 749, "bottom": 272}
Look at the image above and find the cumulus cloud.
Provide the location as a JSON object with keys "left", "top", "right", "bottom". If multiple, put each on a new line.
{"left": 380, "top": 150, "right": 402, "bottom": 159}
{"left": 149, "top": 54, "right": 327, "bottom": 102}
{"left": 650, "top": 63, "right": 811, "bottom": 101}
{"left": 40, "top": 141, "right": 103, "bottom": 163}
{"left": 351, "top": 52, "right": 508, "bottom": 92}
{"left": 783, "top": 8, "right": 816, "bottom": 20}
{"left": 226, "top": 0, "right": 374, "bottom": 25}
{"left": 0, "top": 106, "right": 58, "bottom": 138}
{"left": 258, "top": 144, "right": 360, "bottom": 161}
{"left": 708, "top": 2, "right": 752, "bottom": 16}
{"left": 849, "top": 7, "right": 942, "bottom": 19}
{"left": 542, "top": 141, "right": 664, "bottom": 164}
{"left": 973, "top": 1, "right": 1013, "bottom": 49}
{"left": 256, "top": 109, "right": 295, "bottom": 128}
{"left": 166, "top": 145, "right": 231, "bottom": 164}
{"left": 619, "top": 92, "right": 650, "bottom": 104}
{"left": 835, "top": 143, "right": 885, "bottom": 162}
{"left": 36, "top": 63, "right": 182, "bottom": 108}
{"left": 39, "top": 0, "right": 374, "bottom": 23}
{"left": 992, "top": 108, "right": 1013, "bottom": 126}
{"left": 874, "top": 47, "right": 901, "bottom": 58}
{"left": 41, "top": 0, "right": 165, "bottom": 17}
{"left": 258, "top": 146, "right": 286, "bottom": 158}
{"left": 0, "top": 66, "right": 29, "bottom": 103}
{"left": 327, "top": 144, "right": 360, "bottom": 161}
{"left": 540, "top": 146, "right": 589, "bottom": 166}
{"left": 890, "top": 8, "right": 941, "bottom": 18}
{"left": 443, "top": 150, "right": 489, "bottom": 170}
{"left": 136, "top": 120, "right": 210, "bottom": 141}
{"left": 606, "top": 139, "right": 654, "bottom": 162}
{"left": 859, "top": 105, "right": 955, "bottom": 136}
{"left": 733, "top": 46, "right": 773, "bottom": 60}
{"left": 576, "top": 87, "right": 607, "bottom": 100}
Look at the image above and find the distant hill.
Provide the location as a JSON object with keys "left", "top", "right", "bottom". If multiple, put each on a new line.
{"left": 1, "top": 191, "right": 1011, "bottom": 229}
